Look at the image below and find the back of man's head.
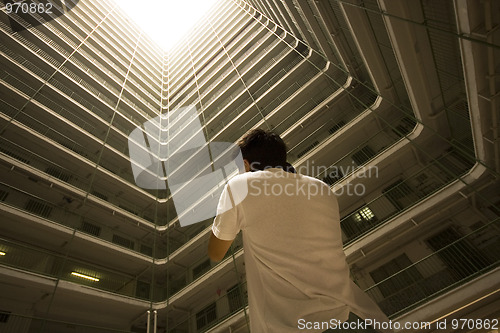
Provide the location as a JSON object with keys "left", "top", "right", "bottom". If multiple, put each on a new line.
{"left": 238, "top": 129, "right": 287, "bottom": 171}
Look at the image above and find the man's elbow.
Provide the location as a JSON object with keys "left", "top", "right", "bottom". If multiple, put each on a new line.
{"left": 207, "top": 244, "right": 227, "bottom": 262}
{"left": 207, "top": 232, "right": 232, "bottom": 262}
{"left": 208, "top": 251, "right": 224, "bottom": 262}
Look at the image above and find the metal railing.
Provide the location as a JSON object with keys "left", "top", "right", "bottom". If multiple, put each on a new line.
{"left": 0, "top": 312, "right": 134, "bottom": 333}
{"left": 0, "top": 137, "right": 153, "bottom": 219}
{"left": 339, "top": 147, "right": 474, "bottom": 244}
{"left": 364, "top": 219, "right": 500, "bottom": 317}
{"left": 0, "top": 233, "right": 246, "bottom": 305}
{"left": 0, "top": 237, "right": 160, "bottom": 301}
{"left": 3, "top": 9, "right": 160, "bottom": 110}
{"left": 0, "top": 64, "right": 138, "bottom": 138}
{"left": 0, "top": 182, "right": 164, "bottom": 257}
{"left": 287, "top": 88, "right": 380, "bottom": 161}
{"left": 168, "top": 235, "right": 244, "bottom": 298}
{"left": 168, "top": 281, "right": 248, "bottom": 333}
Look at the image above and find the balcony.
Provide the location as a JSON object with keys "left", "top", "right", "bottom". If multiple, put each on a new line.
{"left": 363, "top": 219, "right": 500, "bottom": 317}
{"left": 339, "top": 147, "right": 474, "bottom": 244}
{"left": 167, "top": 281, "right": 248, "bottom": 333}
{"left": 0, "top": 312, "right": 138, "bottom": 333}
{"left": 167, "top": 234, "right": 243, "bottom": 299}
{"left": 0, "top": 137, "right": 157, "bottom": 224}
{"left": 0, "top": 237, "right": 160, "bottom": 301}
{"left": 0, "top": 180, "right": 162, "bottom": 257}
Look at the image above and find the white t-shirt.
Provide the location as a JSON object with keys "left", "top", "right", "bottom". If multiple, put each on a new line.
{"left": 212, "top": 168, "right": 390, "bottom": 332}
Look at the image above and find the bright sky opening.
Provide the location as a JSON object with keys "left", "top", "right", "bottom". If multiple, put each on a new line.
{"left": 116, "top": 0, "right": 221, "bottom": 51}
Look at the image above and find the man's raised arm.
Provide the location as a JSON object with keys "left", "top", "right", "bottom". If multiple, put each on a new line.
{"left": 208, "top": 231, "right": 233, "bottom": 261}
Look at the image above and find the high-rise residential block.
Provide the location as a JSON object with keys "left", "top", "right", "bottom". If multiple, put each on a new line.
{"left": 0, "top": 0, "right": 498, "bottom": 332}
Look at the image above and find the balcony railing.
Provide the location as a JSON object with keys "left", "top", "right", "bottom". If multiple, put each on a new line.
{"left": 0, "top": 232, "right": 248, "bottom": 306}
{"left": 1, "top": 216, "right": 497, "bottom": 325}
{"left": 203, "top": 49, "right": 302, "bottom": 133}
{"left": 287, "top": 88, "right": 380, "bottom": 161}
{"left": 274, "top": 81, "right": 347, "bottom": 138}
{"left": 340, "top": 148, "right": 474, "bottom": 244}
{"left": 0, "top": 141, "right": 155, "bottom": 217}
{"left": 0, "top": 62, "right": 140, "bottom": 138}
{"left": 0, "top": 312, "right": 132, "bottom": 333}
{"left": 0, "top": 237, "right": 160, "bottom": 301}
{"left": 364, "top": 218, "right": 500, "bottom": 317}
{"left": 0, "top": 182, "right": 163, "bottom": 257}
{"left": 165, "top": 220, "right": 500, "bottom": 330}
{"left": 165, "top": 220, "right": 214, "bottom": 257}
{"left": 168, "top": 235, "right": 243, "bottom": 298}
{"left": 6, "top": 6, "right": 146, "bottom": 93}
{"left": 168, "top": 281, "right": 248, "bottom": 333}
{"left": 42, "top": 3, "right": 162, "bottom": 91}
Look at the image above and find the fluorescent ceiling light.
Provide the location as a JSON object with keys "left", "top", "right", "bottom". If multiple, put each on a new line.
{"left": 116, "top": 0, "right": 220, "bottom": 51}
{"left": 0, "top": 251, "right": 5, "bottom": 256}
{"left": 71, "top": 272, "right": 99, "bottom": 282}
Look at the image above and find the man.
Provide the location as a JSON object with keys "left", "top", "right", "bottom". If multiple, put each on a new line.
{"left": 208, "top": 129, "right": 391, "bottom": 332}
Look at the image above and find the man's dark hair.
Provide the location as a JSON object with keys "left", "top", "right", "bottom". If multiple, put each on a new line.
{"left": 238, "top": 129, "right": 287, "bottom": 171}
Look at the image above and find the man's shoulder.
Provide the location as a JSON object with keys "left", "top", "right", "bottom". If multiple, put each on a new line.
{"left": 227, "top": 170, "right": 331, "bottom": 188}
{"left": 299, "top": 173, "right": 333, "bottom": 189}
{"left": 226, "top": 172, "right": 251, "bottom": 186}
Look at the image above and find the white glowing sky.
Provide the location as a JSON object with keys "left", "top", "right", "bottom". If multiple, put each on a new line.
{"left": 116, "top": 0, "right": 221, "bottom": 50}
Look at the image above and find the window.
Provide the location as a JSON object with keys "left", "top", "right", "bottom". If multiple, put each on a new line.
{"left": 328, "top": 120, "right": 346, "bottom": 134}
{"left": 196, "top": 303, "right": 217, "bottom": 330}
{"left": 342, "top": 206, "right": 377, "bottom": 239}
{"left": 25, "top": 199, "right": 52, "bottom": 218}
{"left": 45, "top": 166, "right": 71, "bottom": 182}
{"left": 323, "top": 168, "right": 343, "bottom": 185}
{"left": 81, "top": 221, "right": 101, "bottom": 237}
{"left": 227, "top": 284, "right": 243, "bottom": 313}
{"left": 0, "top": 190, "right": 8, "bottom": 202}
{"left": 192, "top": 259, "right": 211, "bottom": 280}
{"left": 382, "top": 179, "right": 414, "bottom": 210}
{"left": 369, "top": 254, "right": 422, "bottom": 298}
{"left": 297, "top": 140, "right": 319, "bottom": 158}
{"left": 112, "top": 234, "right": 135, "bottom": 250}
{"left": 0, "top": 311, "right": 10, "bottom": 323}
{"left": 140, "top": 244, "right": 153, "bottom": 256}
{"left": 353, "top": 206, "right": 375, "bottom": 223}
{"left": 351, "top": 145, "right": 375, "bottom": 166}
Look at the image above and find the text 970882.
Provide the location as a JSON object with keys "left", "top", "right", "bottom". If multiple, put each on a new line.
{"left": 5, "top": 2, "right": 53, "bottom": 14}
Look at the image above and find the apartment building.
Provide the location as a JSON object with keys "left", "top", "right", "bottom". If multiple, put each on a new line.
{"left": 0, "top": 0, "right": 498, "bottom": 332}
